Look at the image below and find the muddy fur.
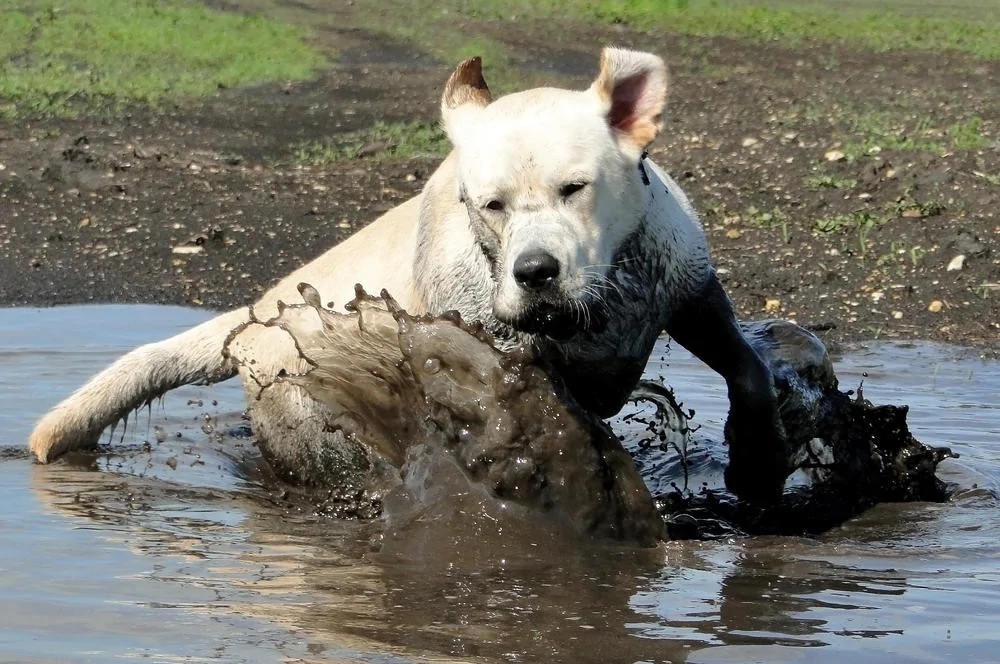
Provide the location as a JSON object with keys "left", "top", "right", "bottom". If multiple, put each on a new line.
{"left": 29, "top": 47, "right": 786, "bottom": 507}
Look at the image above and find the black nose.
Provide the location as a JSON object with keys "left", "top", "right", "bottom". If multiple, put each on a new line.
{"left": 512, "top": 251, "right": 560, "bottom": 291}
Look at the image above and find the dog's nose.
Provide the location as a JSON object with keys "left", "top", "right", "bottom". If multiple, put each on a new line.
{"left": 513, "top": 251, "right": 560, "bottom": 291}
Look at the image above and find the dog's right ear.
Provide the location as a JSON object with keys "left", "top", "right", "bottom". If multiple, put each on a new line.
{"left": 441, "top": 56, "right": 492, "bottom": 143}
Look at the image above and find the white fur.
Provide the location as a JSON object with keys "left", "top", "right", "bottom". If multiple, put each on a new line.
{"left": 29, "top": 48, "right": 710, "bottom": 476}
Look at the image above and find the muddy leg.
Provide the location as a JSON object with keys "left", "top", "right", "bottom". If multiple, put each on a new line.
{"left": 665, "top": 271, "right": 788, "bottom": 503}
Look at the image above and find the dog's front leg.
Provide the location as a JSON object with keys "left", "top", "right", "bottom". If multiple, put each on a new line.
{"left": 665, "top": 271, "right": 789, "bottom": 504}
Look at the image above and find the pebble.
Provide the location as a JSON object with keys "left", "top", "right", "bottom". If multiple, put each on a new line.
{"left": 928, "top": 300, "right": 944, "bottom": 313}
{"left": 946, "top": 255, "right": 966, "bottom": 271}
{"left": 824, "top": 149, "right": 846, "bottom": 162}
{"left": 741, "top": 137, "right": 759, "bottom": 148}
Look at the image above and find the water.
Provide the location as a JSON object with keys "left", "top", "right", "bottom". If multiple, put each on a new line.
{"left": 1, "top": 305, "right": 997, "bottom": 663}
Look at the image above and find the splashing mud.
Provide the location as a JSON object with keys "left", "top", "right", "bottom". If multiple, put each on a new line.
{"left": 657, "top": 320, "right": 956, "bottom": 539}
{"left": 228, "top": 283, "right": 953, "bottom": 543}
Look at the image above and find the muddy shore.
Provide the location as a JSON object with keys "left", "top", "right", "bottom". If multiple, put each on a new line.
{"left": 1, "top": 18, "right": 996, "bottom": 355}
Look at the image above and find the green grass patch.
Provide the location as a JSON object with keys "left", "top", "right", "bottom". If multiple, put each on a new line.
{"left": 948, "top": 117, "right": 990, "bottom": 150}
{"left": 293, "top": 120, "right": 450, "bottom": 165}
{"left": 575, "top": 0, "right": 1000, "bottom": 59}
{"left": 407, "top": 0, "right": 1000, "bottom": 60}
{"left": 0, "top": 0, "right": 323, "bottom": 118}
{"left": 839, "top": 111, "right": 989, "bottom": 159}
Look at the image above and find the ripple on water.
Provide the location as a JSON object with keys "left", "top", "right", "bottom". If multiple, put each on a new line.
{"left": 1, "top": 305, "right": 998, "bottom": 663}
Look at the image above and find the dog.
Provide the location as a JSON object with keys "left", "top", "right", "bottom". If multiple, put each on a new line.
{"left": 28, "top": 48, "right": 789, "bottom": 504}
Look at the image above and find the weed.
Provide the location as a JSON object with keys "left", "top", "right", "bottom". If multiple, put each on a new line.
{"left": 805, "top": 174, "right": 857, "bottom": 191}
{"left": 842, "top": 110, "right": 947, "bottom": 159}
{"left": 814, "top": 213, "right": 858, "bottom": 234}
{"left": 909, "top": 246, "right": 926, "bottom": 266}
{"left": 743, "top": 205, "right": 787, "bottom": 228}
{"left": 948, "top": 117, "right": 989, "bottom": 150}
{"left": 857, "top": 214, "right": 876, "bottom": 257}
{"left": 814, "top": 209, "right": 881, "bottom": 256}
{"left": 971, "top": 282, "right": 998, "bottom": 299}
{"left": 294, "top": 120, "right": 449, "bottom": 165}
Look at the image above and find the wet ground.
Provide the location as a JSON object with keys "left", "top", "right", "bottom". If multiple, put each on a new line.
{"left": 2, "top": 305, "right": 998, "bottom": 662}
{"left": 0, "top": 1, "right": 997, "bottom": 352}
{"left": 1, "top": 3, "right": 998, "bottom": 661}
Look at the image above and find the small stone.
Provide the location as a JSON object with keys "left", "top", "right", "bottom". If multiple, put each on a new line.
{"left": 946, "top": 255, "right": 966, "bottom": 271}
{"left": 824, "top": 149, "right": 846, "bottom": 162}
{"left": 741, "top": 137, "right": 759, "bottom": 148}
{"left": 901, "top": 208, "right": 924, "bottom": 218}
{"left": 765, "top": 298, "right": 781, "bottom": 314}
{"left": 892, "top": 311, "right": 903, "bottom": 319}
{"left": 78, "top": 217, "right": 90, "bottom": 228}
{"left": 928, "top": 300, "right": 944, "bottom": 313}
{"left": 172, "top": 245, "right": 204, "bottom": 255}
{"left": 726, "top": 229, "right": 742, "bottom": 239}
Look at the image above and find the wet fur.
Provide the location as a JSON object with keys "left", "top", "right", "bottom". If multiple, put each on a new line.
{"left": 29, "top": 48, "right": 786, "bottom": 502}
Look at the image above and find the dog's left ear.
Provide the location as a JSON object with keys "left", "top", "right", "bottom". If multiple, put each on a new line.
{"left": 441, "top": 56, "right": 492, "bottom": 144}
{"left": 589, "top": 47, "right": 668, "bottom": 154}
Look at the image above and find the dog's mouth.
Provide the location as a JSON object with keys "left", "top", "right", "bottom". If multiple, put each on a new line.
{"left": 504, "top": 300, "right": 607, "bottom": 341}
{"left": 515, "top": 305, "right": 578, "bottom": 341}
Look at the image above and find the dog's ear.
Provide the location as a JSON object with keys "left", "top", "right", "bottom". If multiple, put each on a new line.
{"left": 441, "top": 56, "right": 492, "bottom": 142}
{"left": 589, "top": 47, "right": 668, "bottom": 153}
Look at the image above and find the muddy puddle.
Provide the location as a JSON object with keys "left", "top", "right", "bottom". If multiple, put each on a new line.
{"left": 1, "top": 304, "right": 998, "bottom": 663}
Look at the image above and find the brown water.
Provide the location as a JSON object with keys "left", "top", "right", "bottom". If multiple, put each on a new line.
{"left": 1, "top": 305, "right": 997, "bottom": 663}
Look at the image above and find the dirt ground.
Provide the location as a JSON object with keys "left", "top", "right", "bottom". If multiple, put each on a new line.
{"left": 1, "top": 7, "right": 997, "bottom": 356}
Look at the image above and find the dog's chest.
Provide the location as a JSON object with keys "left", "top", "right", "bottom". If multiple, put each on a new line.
{"left": 534, "top": 242, "right": 686, "bottom": 417}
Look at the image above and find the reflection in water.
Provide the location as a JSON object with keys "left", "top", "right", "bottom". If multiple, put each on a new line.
{"left": 2, "top": 306, "right": 999, "bottom": 662}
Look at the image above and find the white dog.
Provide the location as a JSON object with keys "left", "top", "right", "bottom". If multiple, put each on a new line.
{"left": 29, "top": 48, "right": 788, "bottom": 503}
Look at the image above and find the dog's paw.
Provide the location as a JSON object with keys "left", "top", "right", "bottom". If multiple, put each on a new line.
{"left": 724, "top": 458, "right": 787, "bottom": 505}
{"left": 723, "top": 420, "right": 790, "bottom": 505}
{"left": 28, "top": 410, "right": 97, "bottom": 463}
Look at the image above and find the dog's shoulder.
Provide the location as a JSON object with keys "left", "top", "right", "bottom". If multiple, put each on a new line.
{"left": 638, "top": 158, "right": 709, "bottom": 269}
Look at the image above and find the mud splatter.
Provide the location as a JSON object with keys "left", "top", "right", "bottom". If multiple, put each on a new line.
{"left": 245, "top": 282, "right": 665, "bottom": 545}
{"left": 233, "top": 285, "right": 953, "bottom": 544}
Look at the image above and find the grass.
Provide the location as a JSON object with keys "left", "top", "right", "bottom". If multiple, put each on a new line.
{"left": 293, "top": 120, "right": 450, "bottom": 165}
{"left": 438, "top": 0, "right": 1000, "bottom": 60}
{"left": 805, "top": 174, "right": 858, "bottom": 191}
{"left": 590, "top": 0, "right": 1000, "bottom": 59}
{"left": 0, "top": 0, "right": 323, "bottom": 118}
{"left": 814, "top": 209, "right": 880, "bottom": 257}
{"left": 839, "top": 111, "right": 989, "bottom": 160}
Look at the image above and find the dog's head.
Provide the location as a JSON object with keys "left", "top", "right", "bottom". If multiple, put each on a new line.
{"left": 441, "top": 48, "right": 668, "bottom": 341}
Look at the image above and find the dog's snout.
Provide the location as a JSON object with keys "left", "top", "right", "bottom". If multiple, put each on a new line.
{"left": 513, "top": 251, "right": 560, "bottom": 291}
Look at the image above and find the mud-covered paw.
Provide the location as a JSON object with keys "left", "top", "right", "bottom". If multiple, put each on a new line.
{"left": 723, "top": 423, "right": 790, "bottom": 505}
{"left": 724, "top": 457, "right": 787, "bottom": 505}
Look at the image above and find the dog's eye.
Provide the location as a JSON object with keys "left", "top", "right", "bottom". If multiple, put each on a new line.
{"left": 559, "top": 181, "right": 588, "bottom": 198}
{"left": 484, "top": 199, "right": 505, "bottom": 212}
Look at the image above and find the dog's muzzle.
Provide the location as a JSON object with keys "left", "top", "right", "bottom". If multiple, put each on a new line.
{"left": 512, "top": 250, "right": 560, "bottom": 292}
{"left": 511, "top": 302, "right": 579, "bottom": 341}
